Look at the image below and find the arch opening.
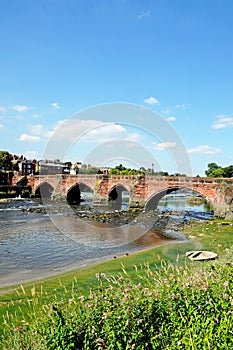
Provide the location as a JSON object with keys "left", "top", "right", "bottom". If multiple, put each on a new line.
{"left": 67, "top": 182, "right": 93, "bottom": 205}
{"left": 108, "top": 184, "right": 130, "bottom": 210}
{"left": 35, "top": 182, "right": 54, "bottom": 199}
{"left": 146, "top": 187, "right": 208, "bottom": 211}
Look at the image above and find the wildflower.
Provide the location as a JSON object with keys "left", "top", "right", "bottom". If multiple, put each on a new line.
{"left": 102, "top": 312, "right": 110, "bottom": 320}
{"left": 136, "top": 283, "right": 141, "bottom": 289}
{"left": 15, "top": 325, "right": 23, "bottom": 333}
{"left": 96, "top": 338, "right": 104, "bottom": 344}
{"left": 224, "top": 281, "right": 229, "bottom": 288}
{"left": 202, "top": 284, "right": 208, "bottom": 291}
{"left": 86, "top": 302, "right": 93, "bottom": 308}
{"left": 216, "top": 318, "right": 219, "bottom": 323}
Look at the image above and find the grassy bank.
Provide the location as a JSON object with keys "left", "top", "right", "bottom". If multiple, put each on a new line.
{"left": 1, "top": 219, "right": 233, "bottom": 349}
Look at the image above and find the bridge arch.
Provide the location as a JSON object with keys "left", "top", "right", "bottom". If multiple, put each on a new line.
{"left": 145, "top": 186, "right": 206, "bottom": 211}
{"left": 67, "top": 182, "right": 93, "bottom": 205}
{"left": 35, "top": 181, "right": 54, "bottom": 199}
{"left": 108, "top": 184, "right": 130, "bottom": 209}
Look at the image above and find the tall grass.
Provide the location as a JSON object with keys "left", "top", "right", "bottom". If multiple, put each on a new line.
{"left": 2, "top": 249, "right": 233, "bottom": 350}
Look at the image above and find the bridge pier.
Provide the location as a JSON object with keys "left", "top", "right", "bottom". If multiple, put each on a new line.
{"left": 93, "top": 175, "right": 109, "bottom": 206}
{"left": 93, "top": 175, "right": 147, "bottom": 208}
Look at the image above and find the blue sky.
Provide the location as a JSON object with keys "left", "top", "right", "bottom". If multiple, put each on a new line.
{"left": 0, "top": 0, "right": 233, "bottom": 176}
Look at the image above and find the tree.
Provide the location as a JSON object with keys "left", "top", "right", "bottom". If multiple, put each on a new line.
{"left": 223, "top": 165, "right": 233, "bottom": 178}
{"left": 0, "top": 151, "right": 13, "bottom": 171}
{"left": 109, "top": 164, "right": 144, "bottom": 176}
{"left": 210, "top": 168, "right": 225, "bottom": 178}
{"left": 205, "top": 162, "right": 223, "bottom": 177}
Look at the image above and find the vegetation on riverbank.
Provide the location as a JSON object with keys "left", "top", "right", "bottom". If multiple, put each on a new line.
{"left": 1, "top": 219, "right": 233, "bottom": 349}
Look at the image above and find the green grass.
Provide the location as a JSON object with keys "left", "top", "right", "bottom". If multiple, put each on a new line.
{"left": 1, "top": 219, "right": 233, "bottom": 349}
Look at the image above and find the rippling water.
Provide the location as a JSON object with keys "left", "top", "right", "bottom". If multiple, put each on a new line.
{"left": 0, "top": 200, "right": 168, "bottom": 287}
{"left": 0, "top": 195, "right": 212, "bottom": 287}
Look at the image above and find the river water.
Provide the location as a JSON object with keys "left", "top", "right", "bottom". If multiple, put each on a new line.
{"left": 0, "top": 194, "right": 213, "bottom": 287}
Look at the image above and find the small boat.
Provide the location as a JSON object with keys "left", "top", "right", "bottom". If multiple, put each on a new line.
{"left": 185, "top": 250, "right": 217, "bottom": 261}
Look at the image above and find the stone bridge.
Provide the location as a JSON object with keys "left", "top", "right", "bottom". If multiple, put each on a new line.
{"left": 12, "top": 174, "right": 233, "bottom": 210}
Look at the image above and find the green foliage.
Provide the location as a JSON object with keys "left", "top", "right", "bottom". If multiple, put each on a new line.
{"left": 205, "top": 162, "right": 233, "bottom": 178}
{"left": 109, "top": 164, "right": 143, "bottom": 176}
{"left": 2, "top": 253, "right": 233, "bottom": 349}
{"left": 0, "top": 151, "right": 13, "bottom": 171}
{"left": 223, "top": 165, "right": 233, "bottom": 178}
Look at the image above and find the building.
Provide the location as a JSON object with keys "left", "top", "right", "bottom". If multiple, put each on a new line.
{"left": 39, "top": 159, "right": 71, "bottom": 175}
{"left": 12, "top": 155, "right": 38, "bottom": 175}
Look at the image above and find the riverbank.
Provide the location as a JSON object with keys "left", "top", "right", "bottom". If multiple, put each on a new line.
{"left": 0, "top": 197, "right": 214, "bottom": 288}
{"left": 1, "top": 218, "right": 232, "bottom": 294}
{"left": 1, "top": 218, "right": 233, "bottom": 349}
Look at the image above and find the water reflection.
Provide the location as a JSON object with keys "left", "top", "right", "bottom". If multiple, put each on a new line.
{"left": 158, "top": 190, "right": 212, "bottom": 212}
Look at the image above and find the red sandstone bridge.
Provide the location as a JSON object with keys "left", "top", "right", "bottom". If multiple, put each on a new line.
{"left": 12, "top": 174, "right": 233, "bottom": 210}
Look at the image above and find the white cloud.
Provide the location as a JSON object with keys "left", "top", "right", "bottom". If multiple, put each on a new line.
{"left": 29, "top": 124, "right": 53, "bottom": 140}
{"left": 152, "top": 141, "right": 176, "bottom": 151}
{"left": 32, "top": 114, "right": 39, "bottom": 119}
{"left": 138, "top": 10, "right": 151, "bottom": 19}
{"left": 188, "top": 145, "right": 221, "bottom": 155}
{"left": 175, "top": 103, "right": 189, "bottom": 110}
{"left": 0, "top": 123, "right": 3, "bottom": 129}
{"left": 212, "top": 115, "right": 233, "bottom": 129}
{"left": 30, "top": 124, "right": 45, "bottom": 135}
{"left": 161, "top": 107, "right": 172, "bottom": 115}
{"left": 47, "top": 119, "right": 142, "bottom": 145}
{"left": 52, "top": 102, "right": 60, "bottom": 110}
{"left": 13, "top": 104, "right": 29, "bottom": 112}
{"left": 80, "top": 123, "right": 141, "bottom": 143}
{"left": 166, "top": 116, "right": 176, "bottom": 122}
{"left": 144, "top": 96, "right": 159, "bottom": 105}
{"left": 0, "top": 106, "right": 6, "bottom": 112}
{"left": 18, "top": 133, "right": 41, "bottom": 142}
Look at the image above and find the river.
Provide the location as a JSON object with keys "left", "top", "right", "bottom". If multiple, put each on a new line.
{"left": 0, "top": 193, "right": 213, "bottom": 287}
